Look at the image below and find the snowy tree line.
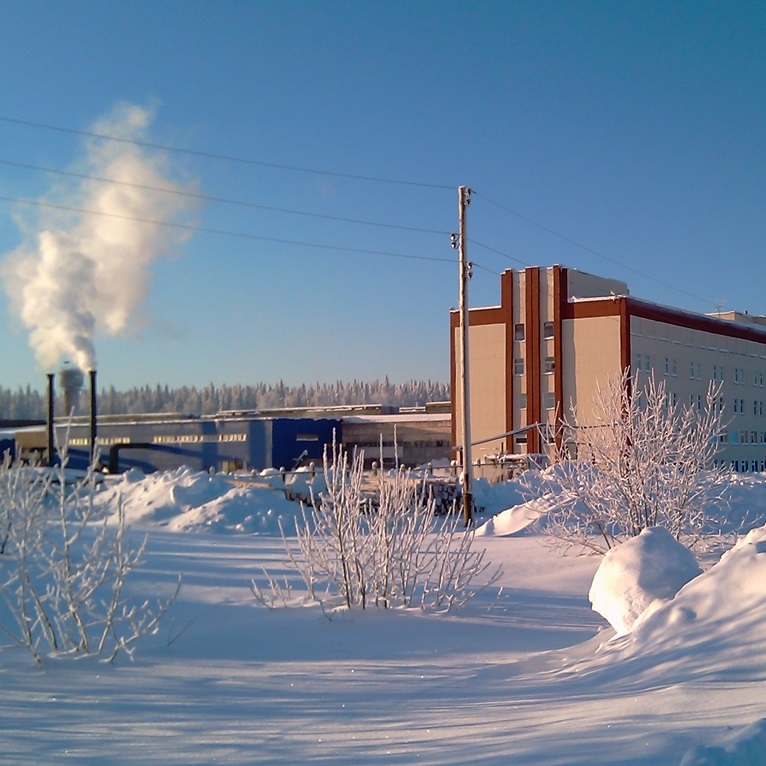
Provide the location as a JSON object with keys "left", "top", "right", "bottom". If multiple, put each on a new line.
{"left": 0, "top": 378, "right": 450, "bottom": 419}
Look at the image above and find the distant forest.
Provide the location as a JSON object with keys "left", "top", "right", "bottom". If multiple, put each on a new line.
{"left": 0, "top": 379, "right": 450, "bottom": 420}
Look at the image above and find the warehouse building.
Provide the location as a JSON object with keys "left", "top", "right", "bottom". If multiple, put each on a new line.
{"left": 3, "top": 402, "right": 451, "bottom": 474}
{"left": 450, "top": 265, "right": 766, "bottom": 472}
{"left": 50, "top": 412, "right": 341, "bottom": 474}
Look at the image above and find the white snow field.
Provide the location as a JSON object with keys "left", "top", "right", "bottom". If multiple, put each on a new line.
{"left": 1, "top": 466, "right": 766, "bottom": 765}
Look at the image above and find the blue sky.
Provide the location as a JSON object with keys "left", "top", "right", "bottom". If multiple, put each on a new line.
{"left": 1, "top": 1, "right": 764, "bottom": 392}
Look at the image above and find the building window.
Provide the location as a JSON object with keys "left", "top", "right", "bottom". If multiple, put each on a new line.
{"left": 543, "top": 321, "right": 554, "bottom": 339}
{"left": 664, "top": 357, "right": 677, "bottom": 377}
{"left": 713, "top": 396, "right": 725, "bottom": 414}
{"left": 518, "top": 393, "right": 527, "bottom": 409}
{"left": 734, "top": 398, "right": 745, "bottom": 415}
{"left": 544, "top": 392, "right": 556, "bottom": 410}
{"left": 515, "top": 433, "right": 527, "bottom": 444}
{"left": 544, "top": 357, "right": 555, "bottom": 374}
{"left": 752, "top": 431, "right": 759, "bottom": 445}
{"left": 713, "top": 365, "right": 724, "bottom": 381}
{"left": 754, "top": 400, "right": 764, "bottom": 417}
{"left": 689, "top": 362, "right": 702, "bottom": 380}
{"left": 718, "top": 430, "right": 729, "bottom": 444}
{"left": 541, "top": 424, "right": 556, "bottom": 443}
{"left": 635, "top": 353, "right": 651, "bottom": 373}
{"left": 689, "top": 393, "right": 703, "bottom": 412}
{"left": 755, "top": 371, "right": 765, "bottom": 387}
{"left": 514, "top": 358, "right": 524, "bottom": 376}
{"left": 740, "top": 430, "right": 749, "bottom": 444}
{"left": 514, "top": 323, "right": 525, "bottom": 341}
{"left": 735, "top": 367, "right": 745, "bottom": 384}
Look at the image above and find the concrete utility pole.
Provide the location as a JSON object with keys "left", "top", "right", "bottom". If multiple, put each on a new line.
{"left": 456, "top": 185, "right": 473, "bottom": 526}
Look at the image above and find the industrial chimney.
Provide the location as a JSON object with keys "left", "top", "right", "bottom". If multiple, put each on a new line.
{"left": 59, "top": 364, "right": 84, "bottom": 417}
{"left": 47, "top": 373, "right": 55, "bottom": 466}
{"left": 89, "top": 369, "right": 97, "bottom": 464}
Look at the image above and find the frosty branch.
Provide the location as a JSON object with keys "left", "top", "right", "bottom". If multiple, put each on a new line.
{"left": 541, "top": 370, "right": 731, "bottom": 554}
{"left": 0, "top": 447, "right": 180, "bottom": 663}
{"left": 253, "top": 441, "right": 501, "bottom": 612}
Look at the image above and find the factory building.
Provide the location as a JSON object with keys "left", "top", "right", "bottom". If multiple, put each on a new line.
{"left": 2, "top": 399, "right": 451, "bottom": 474}
{"left": 450, "top": 265, "right": 766, "bottom": 472}
{"left": 57, "top": 412, "right": 341, "bottom": 474}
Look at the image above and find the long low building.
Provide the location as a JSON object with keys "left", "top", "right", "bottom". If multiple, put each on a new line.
{"left": 2, "top": 403, "right": 452, "bottom": 474}
{"left": 451, "top": 265, "right": 766, "bottom": 472}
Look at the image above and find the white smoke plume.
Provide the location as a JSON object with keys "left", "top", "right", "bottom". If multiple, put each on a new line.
{"left": 1, "top": 103, "right": 196, "bottom": 373}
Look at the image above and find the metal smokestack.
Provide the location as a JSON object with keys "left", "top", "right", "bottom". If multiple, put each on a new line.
{"left": 47, "top": 373, "right": 55, "bottom": 466}
{"left": 59, "top": 365, "right": 84, "bottom": 417}
{"left": 89, "top": 369, "right": 97, "bottom": 465}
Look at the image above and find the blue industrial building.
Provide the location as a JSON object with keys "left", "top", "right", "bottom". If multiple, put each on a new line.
{"left": 4, "top": 401, "right": 451, "bottom": 475}
{"left": 51, "top": 413, "right": 341, "bottom": 474}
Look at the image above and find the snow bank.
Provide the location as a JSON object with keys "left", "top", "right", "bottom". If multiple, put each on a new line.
{"left": 681, "top": 719, "right": 766, "bottom": 765}
{"left": 94, "top": 466, "right": 301, "bottom": 534}
{"left": 588, "top": 526, "right": 701, "bottom": 636}
{"left": 632, "top": 522, "right": 766, "bottom": 650}
{"left": 475, "top": 494, "right": 561, "bottom": 536}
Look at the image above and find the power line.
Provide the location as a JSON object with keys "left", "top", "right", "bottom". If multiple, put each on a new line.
{"left": 0, "top": 157, "right": 449, "bottom": 236}
{"left": 470, "top": 238, "right": 532, "bottom": 268}
{"left": 473, "top": 190, "right": 716, "bottom": 309}
{"left": 0, "top": 194, "right": 456, "bottom": 266}
{"left": 0, "top": 115, "right": 454, "bottom": 190}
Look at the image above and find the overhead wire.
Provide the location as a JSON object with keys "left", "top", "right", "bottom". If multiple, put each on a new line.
{"left": 0, "top": 158, "right": 449, "bottom": 236}
{"left": 0, "top": 115, "right": 724, "bottom": 305}
{"left": 473, "top": 190, "right": 717, "bottom": 309}
{"left": 0, "top": 115, "right": 454, "bottom": 190}
{"left": 0, "top": 193, "right": 459, "bottom": 267}
{"left": 469, "top": 238, "right": 533, "bottom": 269}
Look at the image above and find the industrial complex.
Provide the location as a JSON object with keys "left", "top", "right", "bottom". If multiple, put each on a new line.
{"left": 0, "top": 376, "right": 451, "bottom": 474}
{"left": 4, "top": 263, "right": 766, "bottom": 476}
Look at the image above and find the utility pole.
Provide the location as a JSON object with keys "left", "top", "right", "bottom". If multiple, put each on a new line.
{"left": 455, "top": 185, "right": 473, "bottom": 526}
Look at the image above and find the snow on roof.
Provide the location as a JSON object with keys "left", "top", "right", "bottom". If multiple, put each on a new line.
{"left": 342, "top": 413, "right": 451, "bottom": 424}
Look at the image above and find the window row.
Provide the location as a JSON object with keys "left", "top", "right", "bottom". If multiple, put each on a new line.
{"left": 714, "top": 459, "right": 766, "bottom": 474}
{"left": 719, "top": 431, "right": 766, "bottom": 445}
{"left": 513, "top": 357, "right": 556, "bottom": 375}
{"left": 636, "top": 354, "right": 766, "bottom": 386}
{"left": 680, "top": 395, "right": 764, "bottom": 416}
{"left": 513, "top": 322, "right": 555, "bottom": 341}
{"left": 513, "top": 393, "right": 557, "bottom": 410}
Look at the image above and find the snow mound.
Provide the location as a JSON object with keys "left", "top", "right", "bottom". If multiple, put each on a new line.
{"left": 681, "top": 718, "right": 766, "bottom": 765}
{"left": 588, "top": 526, "right": 701, "bottom": 636}
{"left": 93, "top": 466, "right": 301, "bottom": 534}
{"left": 472, "top": 475, "right": 529, "bottom": 516}
{"left": 632, "top": 523, "right": 766, "bottom": 652}
{"left": 284, "top": 466, "right": 327, "bottom": 502}
{"left": 475, "top": 494, "right": 561, "bottom": 536}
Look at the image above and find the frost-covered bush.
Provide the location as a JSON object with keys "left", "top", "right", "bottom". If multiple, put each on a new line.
{"left": 0, "top": 451, "right": 179, "bottom": 663}
{"left": 544, "top": 370, "right": 731, "bottom": 553}
{"left": 252, "top": 443, "right": 501, "bottom": 612}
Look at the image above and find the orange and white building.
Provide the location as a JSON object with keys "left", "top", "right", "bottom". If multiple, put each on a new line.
{"left": 450, "top": 265, "right": 766, "bottom": 472}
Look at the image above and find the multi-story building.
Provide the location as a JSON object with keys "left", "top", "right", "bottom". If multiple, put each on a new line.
{"left": 450, "top": 265, "right": 766, "bottom": 472}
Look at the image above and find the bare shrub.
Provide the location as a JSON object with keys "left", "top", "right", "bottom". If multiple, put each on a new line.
{"left": 0, "top": 449, "right": 179, "bottom": 663}
{"left": 543, "top": 370, "right": 731, "bottom": 554}
{"left": 253, "top": 443, "right": 501, "bottom": 612}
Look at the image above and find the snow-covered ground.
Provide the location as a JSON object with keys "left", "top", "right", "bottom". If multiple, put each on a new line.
{"left": 1, "top": 466, "right": 766, "bottom": 764}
